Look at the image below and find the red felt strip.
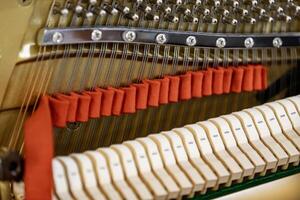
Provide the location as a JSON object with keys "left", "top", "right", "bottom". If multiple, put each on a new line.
{"left": 109, "top": 87, "right": 125, "bottom": 116}
{"left": 242, "top": 65, "right": 254, "bottom": 92}
{"left": 167, "top": 76, "right": 180, "bottom": 102}
{"left": 71, "top": 93, "right": 91, "bottom": 122}
{"left": 231, "top": 67, "right": 244, "bottom": 93}
{"left": 144, "top": 79, "right": 161, "bottom": 107}
{"left": 190, "top": 71, "right": 203, "bottom": 98}
{"left": 262, "top": 66, "right": 268, "bottom": 89}
{"left": 158, "top": 77, "right": 170, "bottom": 104}
{"left": 179, "top": 73, "right": 192, "bottom": 100}
{"left": 203, "top": 68, "right": 213, "bottom": 96}
{"left": 83, "top": 90, "right": 102, "bottom": 118}
{"left": 99, "top": 88, "right": 115, "bottom": 116}
{"left": 188, "top": 71, "right": 203, "bottom": 97}
{"left": 212, "top": 67, "right": 224, "bottom": 95}
{"left": 24, "top": 96, "right": 53, "bottom": 200}
{"left": 55, "top": 93, "right": 78, "bottom": 122}
{"left": 48, "top": 96, "right": 69, "bottom": 127}
{"left": 253, "top": 65, "right": 263, "bottom": 90}
{"left": 223, "top": 67, "right": 233, "bottom": 94}
{"left": 122, "top": 86, "right": 136, "bottom": 113}
{"left": 133, "top": 82, "right": 149, "bottom": 110}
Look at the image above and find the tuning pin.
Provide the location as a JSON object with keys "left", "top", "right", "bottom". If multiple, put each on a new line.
{"left": 114, "top": 3, "right": 130, "bottom": 14}
{"left": 203, "top": 15, "right": 218, "bottom": 24}
{"left": 277, "top": 14, "right": 292, "bottom": 22}
{"left": 205, "top": 0, "right": 220, "bottom": 7}
{"left": 164, "top": 7, "right": 172, "bottom": 14}
{"left": 186, "top": 0, "right": 196, "bottom": 4}
{"left": 75, "top": 4, "right": 84, "bottom": 14}
{"left": 183, "top": 14, "right": 193, "bottom": 22}
{"left": 102, "top": 4, "right": 119, "bottom": 15}
{"left": 195, "top": 7, "right": 210, "bottom": 15}
{"left": 85, "top": 11, "right": 94, "bottom": 19}
{"left": 260, "top": 0, "right": 275, "bottom": 5}
{"left": 259, "top": 14, "right": 274, "bottom": 22}
{"left": 176, "top": 5, "right": 187, "bottom": 13}
{"left": 234, "top": 7, "right": 248, "bottom": 16}
{"left": 156, "top": 0, "right": 163, "bottom": 5}
{"left": 89, "top": 0, "right": 97, "bottom": 5}
{"left": 60, "top": 8, "right": 69, "bottom": 16}
{"left": 242, "top": 15, "right": 256, "bottom": 24}
{"left": 124, "top": 12, "right": 139, "bottom": 21}
{"left": 164, "top": 14, "right": 179, "bottom": 23}
{"left": 215, "top": 7, "right": 230, "bottom": 16}
{"left": 225, "top": 0, "right": 239, "bottom": 7}
{"left": 222, "top": 16, "right": 238, "bottom": 25}
{"left": 145, "top": 12, "right": 160, "bottom": 21}
{"left": 243, "top": 0, "right": 258, "bottom": 6}
{"left": 252, "top": 6, "right": 266, "bottom": 15}
{"left": 176, "top": 0, "right": 183, "bottom": 5}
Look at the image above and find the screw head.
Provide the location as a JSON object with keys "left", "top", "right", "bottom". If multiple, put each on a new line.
{"left": 91, "top": 30, "right": 102, "bottom": 41}
{"left": 52, "top": 32, "right": 64, "bottom": 43}
{"left": 244, "top": 37, "right": 254, "bottom": 48}
{"left": 273, "top": 37, "right": 283, "bottom": 48}
{"left": 216, "top": 37, "right": 226, "bottom": 48}
{"left": 186, "top": 36, "right": 197, "bottom": 46}
{"left": 123, "top": 31, "right": 136, "bottom": 42}
{"left": 156, "top": 33, "right": 167, "bottom": 44}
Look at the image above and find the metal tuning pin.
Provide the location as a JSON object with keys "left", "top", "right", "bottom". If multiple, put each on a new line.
{"left": 234, "top": 7, "right": 248, "bottom": 16}
{"left": 203, "top": 15, "right": 218, "bottom": 24}
{"left": 164, "top": 14, "right": 179, "bottom": 23}
{"left": 60, "top": 7, "right": 69, "bottom": 16}
{"left": 225, "top": 0, "right": 239, "bottom": 7}
{"left": 252, "top": 6, "right": 266, "bottom": 16}
{"left": 124, "top": 12, "right": 140, "bottom": 21}
{"left": 102, "top": 4, "right": 119, "bottom": 16}
{"left": 114, "top": 3, "right": 130, "bottom": 14}
{"left": 75, "top": 4, "right": 84, "bottom": 14}
{"left": 277, "top": 14, "right": 292, "bottom": 23}
{"left": 215, "top": 7, "right": 230, "bottom": 17}
{"left": 241, "top": 15, "right": 256, "bottom": 24}
{"left": 259, "top": 14, "right": 274, "bottom": 22}
{"left": 222, "top": 16, "right": 238, "bottom": 25}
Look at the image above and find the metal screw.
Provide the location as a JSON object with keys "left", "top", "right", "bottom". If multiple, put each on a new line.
{"left": 273, "top": 37, "right": 282, "bottom": 48}
{"left": 123, "top": 31, "right": 136, "bottom": 42}
{"left": 216, "top": 38, "right": 226, "bottom": 48}
{"left": 91, "top": 30, "right": 102, "bottom": 41}
{"left": 186, "top": 36, "right": 197, "bottom": 46}
{"left": 244, "top": 37, "right": 254, "bottom": 48}
{"left": 52, "top": 32, "right": 64, "bottom": 43}
{"left": 156, "top": 33, "right": 167, "bottom": 44}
